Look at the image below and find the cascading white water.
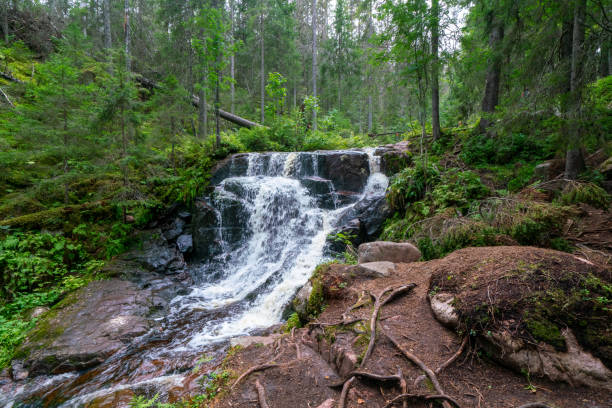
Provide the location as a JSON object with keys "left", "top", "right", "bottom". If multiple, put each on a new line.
{"left": 172, "top": 149, "right": 388, "bottom": 347}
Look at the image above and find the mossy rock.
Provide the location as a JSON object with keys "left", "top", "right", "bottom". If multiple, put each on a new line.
{"left": 428, "top": 246, "right": 612, "bottom": 368}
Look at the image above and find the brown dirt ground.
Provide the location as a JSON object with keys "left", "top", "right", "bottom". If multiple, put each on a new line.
{"left": 211, "top": 254, "right": 612, "bottom": 408}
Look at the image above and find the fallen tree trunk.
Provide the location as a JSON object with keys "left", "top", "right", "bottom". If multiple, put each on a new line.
{"left": 136, "top": 75, "right": 261, "bottom": 129}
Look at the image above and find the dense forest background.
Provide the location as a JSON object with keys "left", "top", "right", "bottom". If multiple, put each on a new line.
{"left": 0, "top": 0, "right": 610, "bottom": 372}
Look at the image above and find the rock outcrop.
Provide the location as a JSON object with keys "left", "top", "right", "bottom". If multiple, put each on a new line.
{"left": 14, "top": 279, "right": 158, "bottom": 377}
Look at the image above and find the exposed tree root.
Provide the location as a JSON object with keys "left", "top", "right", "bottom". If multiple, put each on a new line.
{"left": 341, "top": 290, "right": 371, "bottom": 323}
{"left": 231, "top": 363, "right": 280, "bottom": 390}
{"left": 383, "top": 393, "right": 462, "bottom": 408}
{"left": 330, "top": 368, "right": 405, "bottom": 388}
{"left": 517, "top": 404, "right": 554, "bottom": 408}
{"left": 254, "top": 379, "right": 270, "bottom": 408}
{"left": 415, "top": 336, "right": 468, "bottom": 386}
{"left": 338, "top": 376, "right": 355, "bottom": 408}
{"left": 308, "top": 317, "right": 363, "bottom": 330}
{"left": 361, "top": 284, "right": 416, "bottom": 368}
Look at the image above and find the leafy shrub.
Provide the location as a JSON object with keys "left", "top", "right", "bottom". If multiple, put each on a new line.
{"left": 387, "top": 162, "right": 440, "bottom": 211}
{"left": 431, "top": 170, "right": 489, "bottom": 213}
{"left": 461, "top": 132, "right": 552, "bottom": 165}
{"left": 507, "top": 163, "right": 536, "bottom": 192}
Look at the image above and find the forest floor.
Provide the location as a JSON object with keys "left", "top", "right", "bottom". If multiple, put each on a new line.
{"left": 209, "top": 249, "right": 612, "bottom": 408}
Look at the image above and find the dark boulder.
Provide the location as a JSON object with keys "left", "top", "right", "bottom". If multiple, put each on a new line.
{"left": 317, "top": 151, "right": 370, "bottom": 193}
{"left": 301, "top": 177, "right": 335, "bottom": 209}
{"left": 374, "top": 144, "right": 412, "bottom": 176}
{"left": 209, "top": 153, "right": 250, "bottom": 185}
{"left": 163, "top": 217, "right": 185, "bottom": 241}
{"left": 176, "top": 234, "right": 193, "bottom": 254}
{"left": 121, "top": 230, "right": 184, "bottom": 274}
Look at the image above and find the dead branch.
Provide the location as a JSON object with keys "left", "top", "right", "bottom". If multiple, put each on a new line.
{"left": 361, "top": 284, "right": 416, "bottom": 368}
{"left": 0, "top": 71, "right": 24, "bottom": 84}
{"left": 338, "top": 376, "right": 355, "bottom": 408}
{"left": 0, "top": 86, "right": 13, "bottom": 107}
{"left": 231, "top": 363, "right": 279, "bottom": 390}
{"left": 517, "top": 404, "right": 554, "bottom": 408}
{"left": 254, "top": 379, "right": 270, "bottom": 408}
{"left": 383, "top": 393, "right": 462, "bottom": 408}
{"left": 383, "top": 328, "right": 453, "bottom": 408}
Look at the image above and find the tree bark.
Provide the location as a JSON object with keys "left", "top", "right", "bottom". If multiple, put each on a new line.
{"left": 312, "top": 0, "right": 318, "bottom": 132}
{"left": 103, "top": 0, "right": 112, "bottom": 49}
{"left": 479, "top": 15, "right": 504, "bottom": 133}
{"left": 230, "top": 0, "right": 235, "bottom": 114}
{"left": 124, "top": 0, "right": 130, "bottom": 71}
{"left": 2, "top": 1, "right": 8, "bottom": 44}
{"left": 565, "top": 0, "right": 586, "bottom": 179}
{"left": 260, "top": 7, "right": 265, "bottom": 124}
{"left": 431, "top": 0, "right": 441, "bottom": 141}
{"left": 198, "top": 83, "right": 208, "bottom": 138}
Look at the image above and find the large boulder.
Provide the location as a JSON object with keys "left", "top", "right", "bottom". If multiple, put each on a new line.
{"left": 14, "top": 279, "right": 156, "bottom": 377}
{"left": 357, "top": 241, "right": 421, "bottom": 264}
{"left": 428, "top": 246, "right": 612, "bottom": 390}
{"left": 317, "top": 151, "right": 370, "bottom": 193}
{"left": 209, "top": 153, "right": 250, "bottom": 185}
{"left": 374, "top": 143, "right": 412, "bottom": 176}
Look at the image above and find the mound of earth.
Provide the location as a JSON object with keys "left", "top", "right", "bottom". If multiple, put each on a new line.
{"left": 211, "top": 250, "right": 611, "bottom": 408}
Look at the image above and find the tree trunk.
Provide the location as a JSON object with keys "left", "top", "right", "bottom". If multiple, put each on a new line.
{"left": 260, "top": 8, "right": 265, "bottom": 124}
{"left": 103, "top": 0, "right": 112, "bottom": 49}
{"left": 367, "top": 94, "right": 372, "bottom": 133}
{"left": 230, "top": 0, "right": 235, "bottom": 114}
{"left": 215, "top": 71, "right": 221, "bottom": 147}
{"left": 198, "top": 84, "right": 207, "bottom": 138}
{"left": 312, "top": 0, "right": 318, "bottom": 132}
{"left": 479, "top": 16, "right": 504, "bottom": 133}
{"left": 431, "top": 0, "right": 441, "bottom": 141}
{"left": 2, "top": 1, "right": 8, "bottom": 44}
{"left": 565, "top": 0, "right": 586, "bottom": 179}
{"left": 124, "top": 0, "right": 130, "bottom": 71}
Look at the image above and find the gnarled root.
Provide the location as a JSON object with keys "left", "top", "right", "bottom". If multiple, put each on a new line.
{"left": 383, "top": 393, "right": 462, "bottom": 408}
{"left": 254, "top": 379, "right": 270, "bottom": 408}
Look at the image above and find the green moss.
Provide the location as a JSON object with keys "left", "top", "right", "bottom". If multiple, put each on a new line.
{"left": 305, "top": 262, "right": 336, "bottom": 319}
{"left": 525, "top": 314, "right": 565, "bottom": 349}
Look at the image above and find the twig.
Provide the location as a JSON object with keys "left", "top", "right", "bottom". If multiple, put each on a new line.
{"left": 383, "top": 393, "right": 461, "bottom": 408}
{"left": 383, "top": 328, "right": 452, "bottom": 408}
{"left": 254, "top": 379, "right": 270, "bottom": 408}
{"left": 231, "top": 363, "right": 279, "bottom": 389}
{"left": 361, "top": 284, "right": 416, "bottom": 367}
{"left": 338, "top": 376, "right": 355, "bottom": 408}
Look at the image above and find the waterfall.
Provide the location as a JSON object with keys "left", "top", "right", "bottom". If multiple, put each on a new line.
{"left": 173, "top": 149, "right": 388, "bottom": 346}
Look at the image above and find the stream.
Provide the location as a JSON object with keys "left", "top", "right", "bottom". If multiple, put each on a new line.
{"left": 2, "top": 148, "right": 388, "bottom": 407}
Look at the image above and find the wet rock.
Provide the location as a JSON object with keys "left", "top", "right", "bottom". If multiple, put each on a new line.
{"left": 482, "top": 328, "right": 612, "bottom": 391}
{"left": 229, "top": 334, "right": 281, "bottom": 348}
{"left": 191, "top": 200, "right": 221, "bottom": 260}
{"left": 352, "top": 261, "right": 396, "bottom": 278}
{"left": 177, "top": 210, "right": 192, "bottom": 220}
{"left": 16, "top": 279, "right": 155, "bottom": 377}
{"left": 334, "top": 190, "right": 361, "bottom": 207}
{"left": 351, "top": 195, "right": 391, "bottom": 239}
{"left": 209, "top": 153, "right": 250, "bottom": 185}
{"left": 429, "top": 293, "right": 459, "bottom": 328}
{"left": 10, "top": 361, "right": 28, "bottom": 381}
{"left": 357, "top": 241, "right": 421, "bottom": 264}
{"left": 317, "top": 151, "right": 370, "bottom": 193}
{"left": 301, "top": 177, "right": 335, "bottom": 209}
{"left": 163, "top": 217, "right": 185, "bottom": 241}
{"left": 325, "top": 218, "right": 364, "bottom": 255}
{"left": 121, "top": 229, "right": 184, "bottom": 274}
{"left": 176, "top": 234, "right": 193, "bottom": 253}
{"left": 293, "top": 281, "right": 313, "bottom": 321}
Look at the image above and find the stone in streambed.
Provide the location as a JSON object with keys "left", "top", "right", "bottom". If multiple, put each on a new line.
{"left": 176, "top": 234, "right": 193, "bottom": 254}
{"left": 357, "top": 241, "right": 421, "bottom": 264}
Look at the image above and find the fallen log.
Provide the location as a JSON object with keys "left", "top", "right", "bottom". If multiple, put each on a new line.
{"left": 135, "top": 75, "right": 261, "bottom": 129}
{"left": 1, "top": 71, "right": 24, "bottom": 84}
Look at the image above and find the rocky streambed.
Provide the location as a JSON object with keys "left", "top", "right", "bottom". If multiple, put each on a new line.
{"left": 0, "top": 146, "right": 409, "bottom": 407}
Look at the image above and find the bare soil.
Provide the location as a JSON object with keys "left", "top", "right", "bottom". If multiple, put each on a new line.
{"left": 212, "top": 252, "right": 612, "bottom": 408}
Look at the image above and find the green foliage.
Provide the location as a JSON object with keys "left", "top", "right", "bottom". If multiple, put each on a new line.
{"left": 265, "top": 72, "right": 287, "bottom": 120}
{"left": 387, "top": 161, "right": 440, "bottom": 212}
{"left": 285, "top": 312, "right": 302, "bottom": 331}
{"left": 559, "top": 182, "right": 611, "bottom": 210}
{"left": 461, "top": 133, "right": 552, "bottom": 166}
